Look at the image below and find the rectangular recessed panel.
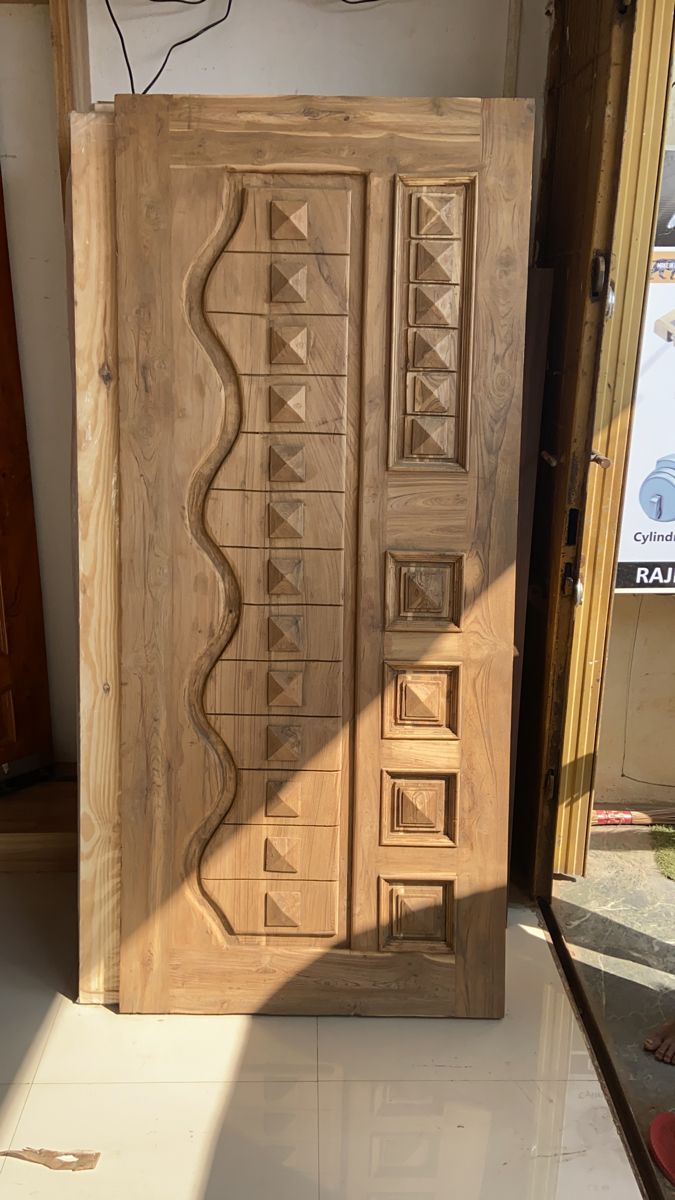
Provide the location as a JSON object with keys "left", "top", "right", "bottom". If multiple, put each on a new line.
{"left": 222, "top": 604, "right": 343, "bottom": 661}
{"left": 212, "top": 714, "right": 343, "bottom": 771}
{"left": 207, "top": 878, "right": 338, "bottom": 936}
{"left": 209, "top": 313, "right": 348, "bottom": 376}
{"left": 224, "top": 549, "right": 344, "bottom": 607}
{"left": 205, "top": 659, "right": 342, "bottom": 717}
{"left": 213, "top": 432, "right": 346, "bottom": 492}
{"left": 222, "top": 769, "right": 341, "bottom": 826}
{"left": 206, "top": 490, "right": 345, "bottom": 549}
{"left": 205, "top": 251, "right": 350, "bottom": 315}
{"left": 202, "top": 823, "right": 339, "bottom": 880}
{"left": 240, "top": 376, "right": 347, "bottom": 434}
{"left": 225, "top": 185, "right": 352, "bottom": 255}
{"left": 380, "top": 770, "right": 457, "bottom": 846}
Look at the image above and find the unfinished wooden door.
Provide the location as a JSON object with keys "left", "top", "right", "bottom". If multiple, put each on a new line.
{"left": 85, "top": 96, "right": 531, "bottom": 1015}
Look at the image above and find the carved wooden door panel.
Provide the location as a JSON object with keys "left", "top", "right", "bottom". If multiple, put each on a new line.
{"left": 115, "top": 96, "right": 532, "bottom": 1015}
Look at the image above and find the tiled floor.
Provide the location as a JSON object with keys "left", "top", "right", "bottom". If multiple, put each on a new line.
{"left": 0, "top": 874, "right": 643, "bottom": 1198}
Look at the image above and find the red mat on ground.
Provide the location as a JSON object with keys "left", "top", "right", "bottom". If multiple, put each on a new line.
{"left": 649, "top": 1112, "right": 675, "bottom": 1186}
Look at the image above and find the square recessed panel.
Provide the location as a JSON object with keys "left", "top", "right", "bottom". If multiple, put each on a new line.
{"left": 410, "top": 284, "right": 460, "bottom": 327}
{"left": 385, "top": 553, "right": 463, "bottom": 631}
{"left": 404, "top": 414, "right": 453, "bottom": 459}
{"left": 406, "top": 372, "right": 457, "bottom": 415}
{"left": 380, "top": 771, "right": 457, "bottom": 846}
{"left": 413, "top": 189, "right": 465, "bottom": 239}
{"left": 383, "top": 664, "right": 459, "bottom": 739}
{"left": 378, "top": 876, "right": 455, "bottom": 954}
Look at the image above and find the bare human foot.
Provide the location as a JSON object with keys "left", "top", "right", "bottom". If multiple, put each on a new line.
{"left": 645, "top": 1018, "right": 675, "bottom": 1064}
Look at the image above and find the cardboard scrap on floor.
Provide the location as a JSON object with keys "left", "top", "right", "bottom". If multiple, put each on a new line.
{"left": 0, "top": 1147, "right": 100, "bottom": 1171}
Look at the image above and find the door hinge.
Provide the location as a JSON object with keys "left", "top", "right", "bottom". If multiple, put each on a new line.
{"left": 590, "top": 250, "right": 608, "bottom": 301}
{"left": 562, "top": 563, "right": 584, "bottom": 605}
{"left": 544, "top": 769, "right": 557, "bottom": 802}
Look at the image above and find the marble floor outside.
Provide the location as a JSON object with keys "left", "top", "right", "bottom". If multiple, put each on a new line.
{"left": 0, "top": 873, "right": 643, "bottom": 1199}
{"left": 554, "top": 825, "right": 675, "bottom": 1200}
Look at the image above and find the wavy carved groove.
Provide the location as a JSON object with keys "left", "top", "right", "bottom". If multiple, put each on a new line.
{"left": 182, "top": 175, "right": 248, "bottom": 940}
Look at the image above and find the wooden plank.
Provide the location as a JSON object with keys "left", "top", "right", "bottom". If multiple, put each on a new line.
{"left": 202, "top": 822, "right": 339, "bottom": 881}
{"left": 224, "top": 603, "right": 343, "bottom": 660}
{"left": 212, "top": 714, "right": 343, "bottom": 771}
{"left": 71, "top": 112, "right": 120, "bottom": 1005}
{"left": 213, "top": 432, "right": 346, "bottom": 493}
{"left": 221, "top": 769, "right": 341, "bottom": 827}
{"left": 205, "top": 659, "right": 343, "bottom": 717}
{"left": 49, "top": 0, "right": 90, "bottom": 197}
{"left": 206, "top": 489, "right": 345, "bottom": 550}
{"left": 205, "top": 251, "right": 349, "bottom": 315}
{"left": 208, "top": 312, "right": 348, "bottom": 377}
{"left": 224, "top": 549, "right": 344, "bottom": 607}
{"left": 239, "top": 375, "right": 346, "bottom": 434}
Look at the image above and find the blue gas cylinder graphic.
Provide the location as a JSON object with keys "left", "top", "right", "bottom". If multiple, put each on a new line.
{"left": 639, "top": 453, "right": 675, "bottom": 521}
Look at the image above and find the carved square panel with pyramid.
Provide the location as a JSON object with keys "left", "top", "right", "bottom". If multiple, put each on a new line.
{"left": 405, "top": 414, "right": 451, "bottom": 459}
{"left": 381, "top": 771, "right": 457, "bottom": 846}
{"left": 383, "top": 664, "right": 459, "bottom": 739}
{"left": 266, "top": 779, "right": 302, "bottom": 820}
{"left": 411, "top": 284, "right": 459, "bottom": 327}
{"left": 269, "top": 444, "right": 306, "bottom": 484}
{"left": 379, "top": 877, "right": 455, "bottom": 953}
{"left": 265, "top": 889, "right": 301, "bottom": 928}
{"left": 412, "top": 239, "right": 462, "bottom": 284}
{"left": 270, "top": 260, "right": 308, "bottom": 304}
{"left": 266, "top": 723, "right": 302, "bottom": 762}
{"left": 385, "top": 551, "right": 463, "bottom": 631}
{"left": 264, "top": 836, "right": 300, "bottom": 874}
{"left": 406, "top": 372, "right": 456, "bottom": 415}
{"left": 268, "top": 383, "right": 306, "bottom": 424}
{"left": 268, "top": 556, "right": 304, "bottom": 598}
{"left": 267, "top": 668, "right": 304, "bottom": 708}
{"left": 269, "top": 323, "right": 308, "bottom": 366}
{"left": 413, "top": 189, "right": 464, "bottom": 238}
{"left": 267, "top": 613, "right": 305, "bottom": 656}
{"left": 268, "top": 499, "right": 304, "bottom": 540}
{"left": 409, "top": 328, "right": 457, "bottom": 372}
{"left": 270, "top": 198, "right": 308, "bottom": 241}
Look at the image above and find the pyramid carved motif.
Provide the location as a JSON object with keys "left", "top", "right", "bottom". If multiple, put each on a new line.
{"left": 412, "top": 374, "right": 450, "bottom": 414}
{"left": 265, "top": 889, "right": 301, "bottom": 927}
{"left": 264, "top": 836, "right": 299, "bottom": 874}
{"left": 270, "top": 261, "right": 308, "bottom": 304}
{"left": 268, "top": 556, "right": 303, "bottom": 597}
{"left": 268, "top": 614, "right": 304, "bottom": 655}
{"left": 413, "top": 284, "right": 457, "bottom": 327}
{"left": 396, "top": 783, "right": 438, "bottom": 829}
{"left": 415, "top": 240, "right": 460, "bottom": 284}
{"left": 412, "top": 329, "right": 455, "bottom": 371}
{"left": 269, "top": 443, "right": 306, "bottom": 484}
{"left": 401, "top": 678, "right": 444, "bottom": 723}
{"left": 266, "top": 724, "right": 302, "bottom": 762}
{"left": 402, "top": 566, "right": 445, "bottom": 615}
{"left": 416, "top": 194, "right": 458, "bottom": 238}
{"left": 408, "top": 415, "right": 448, "bottom": 457}
{"left": 267, "top": 668, "right": 304, "bottom": 708}
{"left": 268, "top": 499, "right": 304, "bottom": 539}
{"left": 266, "top": 779, "right": 301, "bottom": 819}
{"left": 270, "top": 198, "right": 308, "bottom": 241}
{"left": 269, "top": 383, "right": 306, "bottom": 424}
{"left": 269, "top": 324, "right": 308, "bottom": 366}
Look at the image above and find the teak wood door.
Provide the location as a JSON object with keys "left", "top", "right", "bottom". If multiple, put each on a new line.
{"left": 106, "top": 96, "right": 531, "bottom": 1015}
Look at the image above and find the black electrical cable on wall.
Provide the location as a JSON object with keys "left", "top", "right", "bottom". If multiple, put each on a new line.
{"left": 104, "top": 0, "right": 383, "bottom": 96}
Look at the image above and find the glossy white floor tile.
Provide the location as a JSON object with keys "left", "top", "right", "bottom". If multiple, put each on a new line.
{"left": 0, "top": 1082, "right": 319, "bottom": 1199}
{"left": 318, "top": 907, "right": 596, "bottom": 1083}
{"left": 35, "top": 1006, "right": 317, "bottom": 1084}
{"left": 0, "top": 878, "right": 642, "bottom": 1199}
{"left": 318, "top": 1079, "right": 641, "bottom": 1200}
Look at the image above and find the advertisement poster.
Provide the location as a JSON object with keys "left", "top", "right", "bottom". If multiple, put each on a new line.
{"left": 617, "top": 142, "right": 675, "bottom": 592}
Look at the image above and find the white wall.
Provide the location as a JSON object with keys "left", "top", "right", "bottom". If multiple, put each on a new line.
{"left": 0, "top": 5, "right": 77, "bottom": 760}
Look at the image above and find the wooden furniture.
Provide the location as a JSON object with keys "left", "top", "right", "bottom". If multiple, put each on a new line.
{"left": 72, "top": 96, "right": 532, "bottom": 1015}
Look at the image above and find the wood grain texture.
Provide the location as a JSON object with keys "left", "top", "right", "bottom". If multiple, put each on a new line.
{"left": 77, "top": 96, "right": 531, "bottom": 1014}
{"left": 71, "top": 113, "right": 119, "bottom": 1004}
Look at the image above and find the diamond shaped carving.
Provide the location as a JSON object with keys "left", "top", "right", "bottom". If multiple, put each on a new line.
{"left": 268, "top": 614, "right": 304, "bottom": 655}
{"left": 414, "top": 240, "right": 461, "bottom": 283}
{"left": 408, "top": 373, "right": 454, "bottom": 414}
{"left": 270, "top": 198, "right": 308, "bottom": 241}
{"left": 266, "top": 724, "right": 302, "bottom": 761}
{"left": 411, "top": 329, "right": 456, "bottom": 371}
{"left": 413, "top": 284, "right": 458, "bottom": 327}
{"left": 269, "top": 443, "right": 306, "bottom": 484}
{"left": 407, "top": 415, "right": 449, "bottom": 457}
{"left": 269, "top": 383, "right": 306, "bottom": 424}
{"left": 268, "top": 668, "right": 304, "bottom": 707}
{"left": 268, "top": 499, "right": 304, "bottom": 539}
{"left": 416, "top": 193, "right": 460, "bottom": 238}
{"left": 266, "top": 779, "right": 301, "bottom": 819}
{"left": 265, "top": 889, "right": 301, "bottom": 927}
{"left": 270, "top": 323, "right": 308, "bottom": 366}
{"left": 270, "top": 260, "right": 308, "bottom": 303}
{"left": 264, "top": 836, "right": 299, "bottom": 873}
{"left": 268, "top": 556, "right": 303, "bottom": 597}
